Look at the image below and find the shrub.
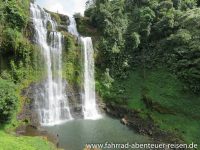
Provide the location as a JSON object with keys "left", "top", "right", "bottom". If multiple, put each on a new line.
{"left": 1, "top": 28, "right": 32, "bottom": 65}
{"left": 0, "top": 70, "right": 12, "bottom": 80}
{"left": 4, "top": 1, "right": 28, "bottom": 30}
{"left": 0, "top": 79, "right": 18, "bottom": 123}
{"left": 1, "top": 28, "right": 21, "bottom": 55}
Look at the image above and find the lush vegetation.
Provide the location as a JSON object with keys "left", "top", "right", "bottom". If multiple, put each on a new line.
{"left": 0, "top": 0, "right": 200, "bottom": 148}
{"left": 0, "top": 0, "right": 58, "bottom": 149}
{"left": 86, "top": 0, "right": 200, "bottom": 93}
{"left": 62, "top": 32, "right": 82, "bottom": 87}
{"left": 0, "top": 0, "right": 42, "bottom": 83}
{"left": 84, "top": 0, "right": 200, "bottom": 146}
{"left": 0, "top": 79, "right": 18, "bottom": 124}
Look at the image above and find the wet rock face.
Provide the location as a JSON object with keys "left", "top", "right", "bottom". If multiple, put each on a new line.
{"left": 59, "top": 14, "right": 70, "bottom": 26}
{"left": 19, "top": 80, "right": 84, "bottom": 127}
{"left": 44, "top": 9, "right": 70, "bottom": 31}
{"left": 18, "top": 85, "right": 40, "bottom": 129}
{"left": 57, "top": 14, "right": 69, "bottom": 32}
{"left": 65, "top": 82, "right": 84, "bottom": 119}
{"left": 26, "top": 20, "right": 36, "bottom": 42}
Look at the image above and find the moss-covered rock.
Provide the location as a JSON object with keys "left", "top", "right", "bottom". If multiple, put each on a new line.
{"left": 75, "top": 16, "right": 99, "bottom": 38}
{"left": 62, "top": 31, "right": 82, "bottom": 87}
{"left": 45, "top": 9, "right": 69, "bottom": 32}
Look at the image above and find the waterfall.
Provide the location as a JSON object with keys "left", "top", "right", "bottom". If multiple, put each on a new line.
{"left": 68, "top": 17, "right": 101, "bottom": 119}
{"left": 81, "top": 37, "right": 102, "bottom": 120}
{"left": 30, "top": 3, "right": 72, "bottom": 126}
{"left": 68, "top": 16, "right": 79, "bottom": 37}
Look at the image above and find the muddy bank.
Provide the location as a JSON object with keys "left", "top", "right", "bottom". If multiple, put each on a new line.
{"left": 104, "top": 103, "right": 185, "bottom": 145}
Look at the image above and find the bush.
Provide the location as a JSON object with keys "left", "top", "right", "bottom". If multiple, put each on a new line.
{"left": 0, "top": 79, "right": 18, "bottom": 123}
{"left": 1, "top": 27, "right": 32, "bottom": 64}
{"left": 0, "top": 70, "right": 12, "bottom": 80}
{"left": 4, "top": 1, "right": 28, "bottom": 30}
{"left": 1, "top": 28, "right": 19, "bottom": 55}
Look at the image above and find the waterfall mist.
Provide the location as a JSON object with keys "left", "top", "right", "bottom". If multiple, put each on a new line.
{"left": 30, "top": 3, "right": 72, "bottom": 126}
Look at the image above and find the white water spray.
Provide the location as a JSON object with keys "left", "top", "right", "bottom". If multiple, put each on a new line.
{"left": 81, "top": 37, "right": 102, "bottom": 120}
{"left": 68, "top": 17, "right": 101, "bottom": 120}
{"left": 30, "top": 3, "right": 72, "bottom": 126}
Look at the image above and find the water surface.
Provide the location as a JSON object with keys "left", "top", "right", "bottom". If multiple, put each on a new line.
{"left": 45, "top": 115, "right": 151, "bottom": 150}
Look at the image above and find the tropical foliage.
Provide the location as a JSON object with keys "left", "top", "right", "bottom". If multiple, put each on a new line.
{"left": 86, "top": 0, "right": 200, "bottom": 93}
{"left": 0, "top": 79, "right": 18, "bottom": 123}
{"left": 84, "top": 0, "right": 200, "bottom": 145}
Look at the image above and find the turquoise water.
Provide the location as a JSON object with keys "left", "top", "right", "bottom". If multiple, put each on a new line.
{"left": 45, "top": 115, "right": 151, "bottom": 150}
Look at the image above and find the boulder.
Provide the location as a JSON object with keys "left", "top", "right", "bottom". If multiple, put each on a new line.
{"left": 121, "top": 117, "right": 129, "bottom": 125}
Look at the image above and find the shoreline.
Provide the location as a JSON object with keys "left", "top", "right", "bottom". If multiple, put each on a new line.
{"left": 104, "top": 103, "right": 185, "bottom": 146}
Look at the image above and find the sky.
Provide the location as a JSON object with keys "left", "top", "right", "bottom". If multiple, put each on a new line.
{"left": 36, "top": 0, "right": 88, "bottom": 16}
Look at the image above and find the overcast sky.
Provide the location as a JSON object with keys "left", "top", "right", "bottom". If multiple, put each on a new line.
{"left": 36, "top": 0, "right": 88, "bottom": 16}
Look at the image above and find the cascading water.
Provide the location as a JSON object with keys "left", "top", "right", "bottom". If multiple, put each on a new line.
{"left": 68, "top": 17, "right": 101, "bottom": 120}
{"left": 81, "top": 37, "right": 102, "bottom": 120}
{"left": 68, "top": 16, "right": 79, "bottom": 37}
{"left": 30, "top": 3, "right": 72, "bottom": 126}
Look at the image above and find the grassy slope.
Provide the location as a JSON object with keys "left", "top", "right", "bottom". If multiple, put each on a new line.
{"left": 110, "top": 69, "right": 200, "bottom": 145}
{"left": 0, "top": 130, "right": 55, "bottom": 150}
